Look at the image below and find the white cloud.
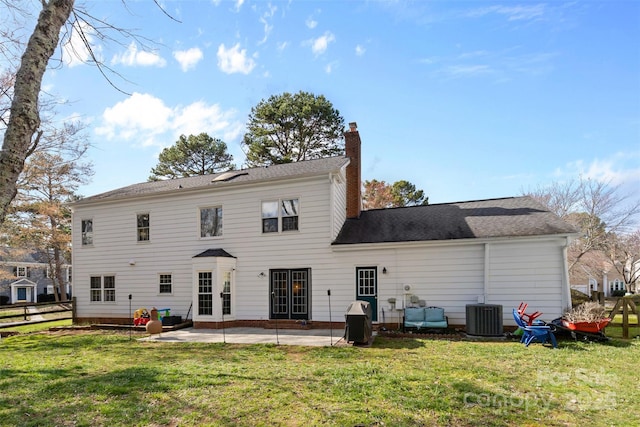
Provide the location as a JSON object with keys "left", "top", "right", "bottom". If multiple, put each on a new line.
{"left": 96, "top": 93, "right": 172, "bottom": 143}
{"left": 217, "top": 43, "right": 256, "bottom": 74}
{"left": 551, "top": 152, "right": 640, "bottom": 202}
{"left": 62, "top": 20, "right": 101, "bottom": 67}
{"left": 95, "top": 92, "right": 243, "bottom": 148}
{"left": 306, "top": 17, "right": 318, "bottom": 29}
{"left": 578, "top": 155, "right": 640, "bottom": 189}
{"left": 277, "top": 41, "right": 289, "bottom": 52}
{"left": 234, "top": 0, "right": 245, "bottom": 12}
{"left": 173, "top": 47, "right": 203, "bottom": 72}
{"left": 258, "top": 4, "right": 278, "bottom": 45}
{"left": 324, "top": 61, "right": 338, "bottom": 74}
{"left": 309, "top": 31, "right": 335, "bottom": 56}
{"left": 111, "top": 42, "right": 167, "bottom": 67}
{"left": 444, "top": 64, "right": 492, "bottom": 77}
{"left": 355, "top": 45, "right": 366, "bottom": 56}
{"left": 425, "top": 48, "right": 556, "bottom": 81}
{"left": 466, "top": 4, "right": 546, "bottom": 22}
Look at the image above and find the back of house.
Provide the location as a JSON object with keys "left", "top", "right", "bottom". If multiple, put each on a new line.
{"left": 71, "top": 124, "right": 578, "bottom": 329}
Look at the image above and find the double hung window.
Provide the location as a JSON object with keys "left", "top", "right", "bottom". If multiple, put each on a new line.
{"left": 198, "top": 272, "right": 213, "bottom": 315}
{"left": 137, "top": 213, "right": 150, "bottom": 241}
{"left": 262, "top": 199, "right": 299, "bottom": 233}
{"left": 82, "top": 219, "right": 93, "bottom": 245}
{"left": 90, "top": 275, "right": 116, "bottom": 302}
{"left": 159, "top": 274, "right": 172, "bottom": 294}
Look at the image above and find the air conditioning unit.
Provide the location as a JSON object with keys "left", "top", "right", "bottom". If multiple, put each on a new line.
{"left": 466, "top": 304, "right": 503, "bottom": 336}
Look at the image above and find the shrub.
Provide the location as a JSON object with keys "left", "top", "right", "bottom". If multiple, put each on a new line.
{"left": 0, "top": 295, "right": 9, "bottom": 305}
{"left": 37, "top": 293, "right": 57, "bottom": 303}
{"left": 611, "top": 290, "right": 626, "bottom": 297}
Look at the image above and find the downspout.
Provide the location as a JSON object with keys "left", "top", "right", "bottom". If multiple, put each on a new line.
{"left": 482, "top": 243, "right": 490, "bottom": 303}
{"left": 561, "top": 237, "right": 572, "bottom": 311}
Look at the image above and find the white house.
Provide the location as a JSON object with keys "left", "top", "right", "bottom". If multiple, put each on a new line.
{"left": 70, "top": 123, "right": 578, "bottom": 329}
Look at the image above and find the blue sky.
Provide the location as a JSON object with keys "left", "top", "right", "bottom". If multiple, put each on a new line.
{"left": 40, "top": 0, "right": 640, "bottom": 204}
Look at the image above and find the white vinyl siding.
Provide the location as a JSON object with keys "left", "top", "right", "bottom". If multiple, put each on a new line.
{"left": 72, "top": 174, "right": 335, "bottom": 321}
{"left": 71, "top": 165, "right": 570, "bottom": 327}
{"left": 331, "top": 173, "right": 347, "bottom": 240}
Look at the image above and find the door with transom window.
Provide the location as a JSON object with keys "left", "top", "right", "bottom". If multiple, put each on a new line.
{"left": 356, "top": 267, "right": 378, "bottom": 321}
{"left": 270, "top": 269, "right": 310, "bottom": 320}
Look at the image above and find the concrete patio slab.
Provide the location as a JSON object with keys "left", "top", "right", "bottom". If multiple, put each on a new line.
{"left": 140, "top": 327, "right": 356, "bottom": 347}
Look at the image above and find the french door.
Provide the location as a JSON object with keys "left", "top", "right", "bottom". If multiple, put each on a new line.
{"left": 270, "top": 269, "right": 310, "bottom": 320}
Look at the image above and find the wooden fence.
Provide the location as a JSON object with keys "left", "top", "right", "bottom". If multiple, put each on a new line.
{"left": 0, "top": 297, "right": 75, "bottom": 329}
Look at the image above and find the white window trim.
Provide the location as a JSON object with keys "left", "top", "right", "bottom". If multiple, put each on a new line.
{"left": 16, "top": 266, "right": 28, "bottom": 277}
{"left": 89, "top": 274, "right": 116, "bottom": 304}
{"left": 158, "top": 273, "right": 173, "bottom": 295}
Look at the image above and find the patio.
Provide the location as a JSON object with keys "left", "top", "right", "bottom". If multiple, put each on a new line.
{"left": 140, "top": 326, "right": 354, "bottom": 346}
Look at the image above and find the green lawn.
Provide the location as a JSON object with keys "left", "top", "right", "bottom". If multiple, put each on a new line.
{"left": 1, "top": 331, "right": 638, "bottom": 427}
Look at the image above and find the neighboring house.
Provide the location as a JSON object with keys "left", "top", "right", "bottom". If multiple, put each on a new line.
{"left": 569, "top": 251, "right": 633, "bottom": 297}
{"left": 0, "top": 249, "right": 72, "bottom": 304}
{"left": 70, "top": 123, "right": 578, "bottom": 328}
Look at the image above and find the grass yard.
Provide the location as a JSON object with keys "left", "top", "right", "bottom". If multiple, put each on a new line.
{"left": 1, "top": 331, "right": 638, "bottom": 427}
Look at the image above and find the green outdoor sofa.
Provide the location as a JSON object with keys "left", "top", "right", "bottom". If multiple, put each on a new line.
{"left": 403, "top": 306, "right": 449, "bottom": 331}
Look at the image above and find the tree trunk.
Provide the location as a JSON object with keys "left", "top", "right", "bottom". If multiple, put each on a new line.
{"left": 0, "top": 0, "right": 75, "bottom": 224}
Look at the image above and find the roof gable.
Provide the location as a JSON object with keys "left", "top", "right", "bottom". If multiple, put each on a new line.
{"left": 333, "top": 196, "right": 578, "bottom": 245}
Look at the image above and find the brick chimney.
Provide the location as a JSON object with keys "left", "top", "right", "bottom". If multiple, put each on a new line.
{"left": 345, "top": 122, "right": 361, "bottom": 219}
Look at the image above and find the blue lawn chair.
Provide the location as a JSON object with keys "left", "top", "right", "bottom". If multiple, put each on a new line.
{"left": 512, "top": 308, "right": 557, "bottom": 348}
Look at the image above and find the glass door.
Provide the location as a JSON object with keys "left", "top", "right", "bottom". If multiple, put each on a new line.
{"left": 270, "top": 269, "right": 309, "bottom": 320}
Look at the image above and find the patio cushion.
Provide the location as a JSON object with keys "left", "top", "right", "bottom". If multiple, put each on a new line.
{"left": 424, "top": 307, "right": 445, "bottom": 322}
{"left": 405, "top": 307, "right": 425, "bottom": 322}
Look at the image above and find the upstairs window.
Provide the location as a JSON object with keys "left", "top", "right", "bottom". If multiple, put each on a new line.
{"left": 261, "top": 201, "right": 279, "bottom": 233}
{"left": 137, "top": 213, "right": 150, "bottom": 241}
{"left": 82, "top": 219, "right": 93, "bottom": 245}
{"left": 200, "top": 207, "right": 222, "bottom": 237}
{"left": 15, "top": 266, "right": 29, "bottom": 277}
{"left": 262, "top": 199, "right": 299, "bottom": 233}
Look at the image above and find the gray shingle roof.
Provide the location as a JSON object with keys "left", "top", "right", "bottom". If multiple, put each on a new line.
{"left": 193, "top": 249, "right": 236, "bottom": 258}
{"left": 333, "top": 196, "right": 579, "bottom": 245}
{"left": 73, "top": 156, "right": 350, "bottom": 205}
